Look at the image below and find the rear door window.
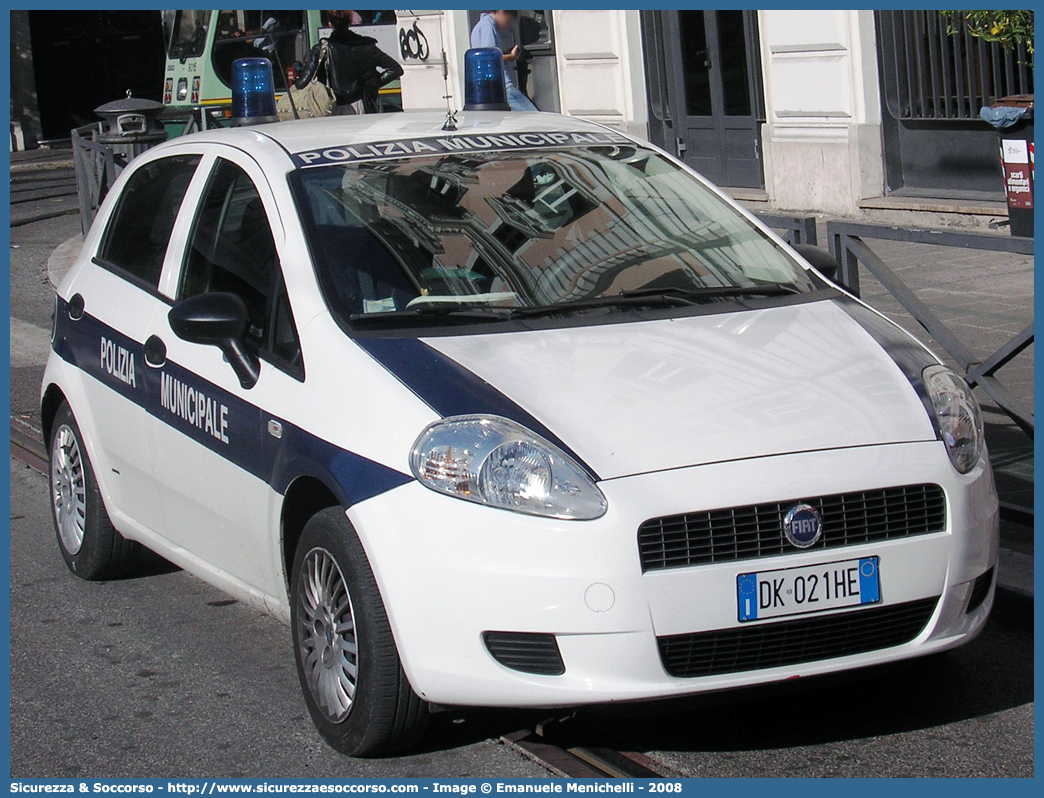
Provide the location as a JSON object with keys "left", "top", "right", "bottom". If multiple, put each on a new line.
{"left": 98, "top": 155, "right": 201, "bottom": 289}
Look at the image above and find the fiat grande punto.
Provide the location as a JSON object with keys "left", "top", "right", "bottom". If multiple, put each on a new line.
{"left": 42, "top": 112, "right": 998, "bottom": 756}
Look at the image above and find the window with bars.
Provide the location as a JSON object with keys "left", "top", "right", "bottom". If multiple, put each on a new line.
{"left": 877, "top": 10, "right": 1033, "bottom": 121}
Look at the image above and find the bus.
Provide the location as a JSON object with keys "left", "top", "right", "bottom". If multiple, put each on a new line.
{"left": 161, "top": 10, "right": 401, "bottom": 135}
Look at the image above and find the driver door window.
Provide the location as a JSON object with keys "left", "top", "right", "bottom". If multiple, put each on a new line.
{"left": 180, "top": 157, "right": 302, "bottom": 377}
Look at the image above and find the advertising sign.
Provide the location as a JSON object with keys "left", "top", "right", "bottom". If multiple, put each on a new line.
{"left": 1000, "top": 138, "right": 1034, "bottom": 209}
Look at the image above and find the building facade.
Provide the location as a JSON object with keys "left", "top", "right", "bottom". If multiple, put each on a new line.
{"left": 395, "top": 9, "right": 1032, "bottom": 228}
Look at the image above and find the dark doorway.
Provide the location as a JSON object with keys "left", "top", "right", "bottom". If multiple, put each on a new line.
{"left": 28, "top": 11, "right": 165, "bottom": 141}
{"left": 642, "top": 10, "right": 765, "bottom": 188}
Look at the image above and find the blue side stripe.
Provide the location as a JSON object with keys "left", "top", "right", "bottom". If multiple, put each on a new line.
{"left": 53, "top": 297, "right": 411, "bottom": 506}
{"left": 355, "top": 336, "right": 599, "bottom": 480}
{"left": 263, "top": 417, "right": 412, "bottom": 505}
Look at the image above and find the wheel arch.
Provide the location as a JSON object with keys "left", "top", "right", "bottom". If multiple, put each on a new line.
{"left": 280, "top": 474, "right": 342, "bottom": 593}
{"left": 41, "top": 382, "right": 69, "bottom": 446}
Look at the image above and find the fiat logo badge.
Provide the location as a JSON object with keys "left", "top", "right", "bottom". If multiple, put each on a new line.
{"left": 784, "top": 503, "right": 823, "bottom": 548}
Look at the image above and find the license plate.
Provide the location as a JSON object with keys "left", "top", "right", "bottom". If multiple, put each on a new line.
{"left": 737, "top": 556, "right": 880, "bottom": 622}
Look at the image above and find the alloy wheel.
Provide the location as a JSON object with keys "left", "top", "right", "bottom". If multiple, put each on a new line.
{"left": 297, "top": 547, "right": 359, "bottom": 723}
{"left": 51, "top": 424, "right": 87, "bottom": 555}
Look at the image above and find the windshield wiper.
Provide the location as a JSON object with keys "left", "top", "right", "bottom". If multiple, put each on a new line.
{"left": 349, "top": 284, "right": 804, "bottom": 324}
{"left": 349, "top": 304, "right": 513, "bottom": 324}
{"left": 508, "top": 292, "right": 693, "bottom": 319}
{"left": 620, "top": 284, "right": 803, "bottom": 300}
{"left": 508, "top": 283, "right": 803, "bottom": 319}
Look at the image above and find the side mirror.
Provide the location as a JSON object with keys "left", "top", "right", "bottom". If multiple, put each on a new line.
{"left": 168, "top": 293, "right": 260, "bottom": 389}
{"left": 791, "top": 244, "right": 841, "bottom": 285}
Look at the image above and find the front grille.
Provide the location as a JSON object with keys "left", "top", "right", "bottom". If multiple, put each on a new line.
{"left": 966, "top": 567, "right": 995, "bottom": 614}
{"left": 638, "top": 484, "right": 946, "bottom": 572}
{"left": 658, "top": 597, "right": 939, "bottom": 678}
{"left": 483, "top": 632, "right": 565, "bottom": 675}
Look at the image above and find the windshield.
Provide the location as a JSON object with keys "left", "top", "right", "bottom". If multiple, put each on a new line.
{"left": 168, "top": 10, "right": 211, "bottom": 59}
{"left": 291, "top": 142, "right": 817, "bottom": 325}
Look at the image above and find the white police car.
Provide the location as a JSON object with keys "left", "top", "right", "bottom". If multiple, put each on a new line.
{"left": 42, "top": 111, "right": 998, "bottom": 757}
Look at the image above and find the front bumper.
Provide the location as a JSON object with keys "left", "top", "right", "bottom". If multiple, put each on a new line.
{"left": 348, "top": 441, "right": 998, "bottom": 707}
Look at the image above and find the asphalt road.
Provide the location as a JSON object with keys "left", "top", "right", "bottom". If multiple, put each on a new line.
{"left": 8, "top": 158, "right": 1035, "bottom": 779}
{"left": 9, "top": 460, "right": 553, "bottom": 778}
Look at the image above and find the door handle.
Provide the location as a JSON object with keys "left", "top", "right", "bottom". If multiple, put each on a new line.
{"left": 144, "top": 335, "right": 167, "bottom": 368}
{"left": 67, "top": 293, "right": 85, "bottom": 321}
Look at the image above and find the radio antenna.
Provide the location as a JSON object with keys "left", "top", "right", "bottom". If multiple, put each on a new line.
{"left": 441, "top": 48, "right": 457, "bottom": 131}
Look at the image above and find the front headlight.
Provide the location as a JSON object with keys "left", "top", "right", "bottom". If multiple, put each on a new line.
{"left": 922, "top": 365, "right": 984, "bottom": 474}
{"left": 410, "top": 415, "right": 607, "bottom": 520}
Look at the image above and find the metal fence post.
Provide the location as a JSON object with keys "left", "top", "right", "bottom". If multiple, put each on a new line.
{"left": 753, "top": 213, "right": 819, "bottom": 248}
{"left": 827, "top": 228, "right": 861, "bottom": 297}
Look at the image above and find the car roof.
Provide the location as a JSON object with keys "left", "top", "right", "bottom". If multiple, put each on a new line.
{"left": 156, "top": 111, "right": 627, "bottom": 161}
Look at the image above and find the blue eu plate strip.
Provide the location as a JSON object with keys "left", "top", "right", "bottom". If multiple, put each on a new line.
{"left": 858, "top": 556, "right": 881, "bottom": 604}
{"left": 737, "top": 573, "right": 758, "bottom": 621}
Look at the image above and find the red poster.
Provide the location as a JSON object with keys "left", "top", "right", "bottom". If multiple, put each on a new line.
{"left": 1000, "top": 139, "right": 1033, "bottom": 209}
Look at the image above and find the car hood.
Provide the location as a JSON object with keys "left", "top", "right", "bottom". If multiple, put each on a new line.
{"left": 420, "top": 299, "right": 938, "bottom": 480}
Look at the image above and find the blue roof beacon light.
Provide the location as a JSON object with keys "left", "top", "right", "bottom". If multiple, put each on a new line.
{"left": 231, "top": 57, "right": 279, "bottom": 126}
{"left": 463, "top": 48, "right": 510, "bottom": 111}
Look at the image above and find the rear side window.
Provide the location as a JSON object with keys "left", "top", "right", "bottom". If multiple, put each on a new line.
{"left": 98, "top": 155, "right": 201, "bottom": 289}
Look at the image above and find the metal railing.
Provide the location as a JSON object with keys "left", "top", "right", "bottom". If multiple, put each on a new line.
{"left": 755, "top": 212, "right": 818, "bottom": 247}
{"left": 71, "top": 124, "right": 120, "bottom": 236}
{"left": 71, "top": 108, "right": 214, "bottom": 236}
{"left": 827, "top": 221, "right": 1034, "bottom": 437}
{"left": 877, "top": 10, "right": 1033, "bottom": 121}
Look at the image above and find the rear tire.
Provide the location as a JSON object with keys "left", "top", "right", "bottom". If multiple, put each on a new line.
{"left": 48, "top": 402, "right": 140, "bottom": 580}
{"left": 290, "top": 507, "right": 428, "bottom": 757}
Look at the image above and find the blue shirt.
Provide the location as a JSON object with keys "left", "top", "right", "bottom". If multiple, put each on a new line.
{"left": 470, "top": 12, "right": 515, "bottom": 89}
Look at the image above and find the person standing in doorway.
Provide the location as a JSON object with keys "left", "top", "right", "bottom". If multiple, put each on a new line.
{"left": 470, "top": 10, "right": 538, "bottom": 112}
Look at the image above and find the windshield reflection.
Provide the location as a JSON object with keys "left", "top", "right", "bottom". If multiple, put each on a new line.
{"left": 294, "top": 144, "right": 815, "bottom": 321}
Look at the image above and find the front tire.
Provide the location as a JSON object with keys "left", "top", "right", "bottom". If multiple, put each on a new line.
{"left": 48, "top": 402, "right": 140, "bottom": 580}
{"left": 290, "top": 508, "right": 428, "bottom": 756}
